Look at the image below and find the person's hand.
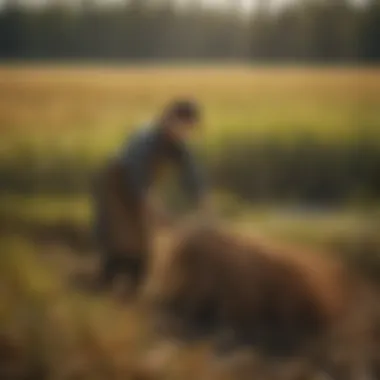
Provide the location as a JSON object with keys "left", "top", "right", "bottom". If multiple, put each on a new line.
{"left": 197, "top": 195, "right": 216, "bottom": 221}
{"left": 147, "top": 193, "right": 174, "bottom": 228}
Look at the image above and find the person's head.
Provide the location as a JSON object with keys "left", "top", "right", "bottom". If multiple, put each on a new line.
{"left": 159, "top": 99, "right": 202, "bottom": 142}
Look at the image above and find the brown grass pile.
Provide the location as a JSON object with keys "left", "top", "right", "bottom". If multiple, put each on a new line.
{"left": 143, "top": 222, "right": 380, "bottom": 379}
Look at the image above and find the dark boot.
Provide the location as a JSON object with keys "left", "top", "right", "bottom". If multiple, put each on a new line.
{"left": 99, "top": 255, "right": 120, "bottom": 289}
{"left": 121, "top": 255, "right": 147, "bottom": 294}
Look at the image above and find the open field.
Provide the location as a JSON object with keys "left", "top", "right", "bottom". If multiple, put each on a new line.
{"left": 1, "top": 66, "right": 380, "bottom": 138}
{"left": 1, "top": 65, "right": 380, "bottom": 204}
{"left": 1, "top": 64, "right": 380, "bottom": 268}
{"left": 1, "top": 66, "right": 380, "bottom": 380}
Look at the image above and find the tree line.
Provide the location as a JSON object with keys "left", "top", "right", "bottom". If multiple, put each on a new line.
{"left": 0, "top": 0, "right": 379, "bottom": 62}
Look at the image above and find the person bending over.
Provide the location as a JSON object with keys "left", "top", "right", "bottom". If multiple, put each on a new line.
{"left": 93, "top": 99, "right": 209, "bottom": 292}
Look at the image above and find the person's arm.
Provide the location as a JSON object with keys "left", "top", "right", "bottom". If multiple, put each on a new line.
{"left": 176, "top": 142, "right": 208, "bottom": 210}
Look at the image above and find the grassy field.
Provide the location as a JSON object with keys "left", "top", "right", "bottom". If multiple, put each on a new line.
{"left": 0, "top": 66, "right": 380, "bottom": 133}
{"left": 1, "top": 65, "right": 380, "bottom": 203}
{"left": 1, "top": 64, "right": 380, "bottom": 266}
{"left": 1, "top": 66, "right": 380, "bottom": 380}
{"left": 1, "top": 65, "right": 380, "bottom": 138}
{"left": 1, "top": 64, "right": 380, "bottom": 265}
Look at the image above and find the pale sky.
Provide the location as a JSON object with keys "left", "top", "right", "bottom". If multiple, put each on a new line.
{"left": 0, "top": 0, "right": 285, "bottom": 11}
{"left": 0, "top": 0, "right": 367, "bottom": 11}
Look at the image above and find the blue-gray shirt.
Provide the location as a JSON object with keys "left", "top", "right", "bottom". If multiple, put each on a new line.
{"left": 117, "top": 124, "right": 205, "bottom": 203}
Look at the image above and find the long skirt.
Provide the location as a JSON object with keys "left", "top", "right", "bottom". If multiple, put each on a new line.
{"left": 93, "top": 158, "right": 151, "bottom": 290}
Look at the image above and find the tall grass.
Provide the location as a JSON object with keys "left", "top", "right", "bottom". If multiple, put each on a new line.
{"left": 0, "top": 237, "right": 155, "bottom": 380}
{"left": 1, "top": 231, "right": 380, "bottom": 380}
